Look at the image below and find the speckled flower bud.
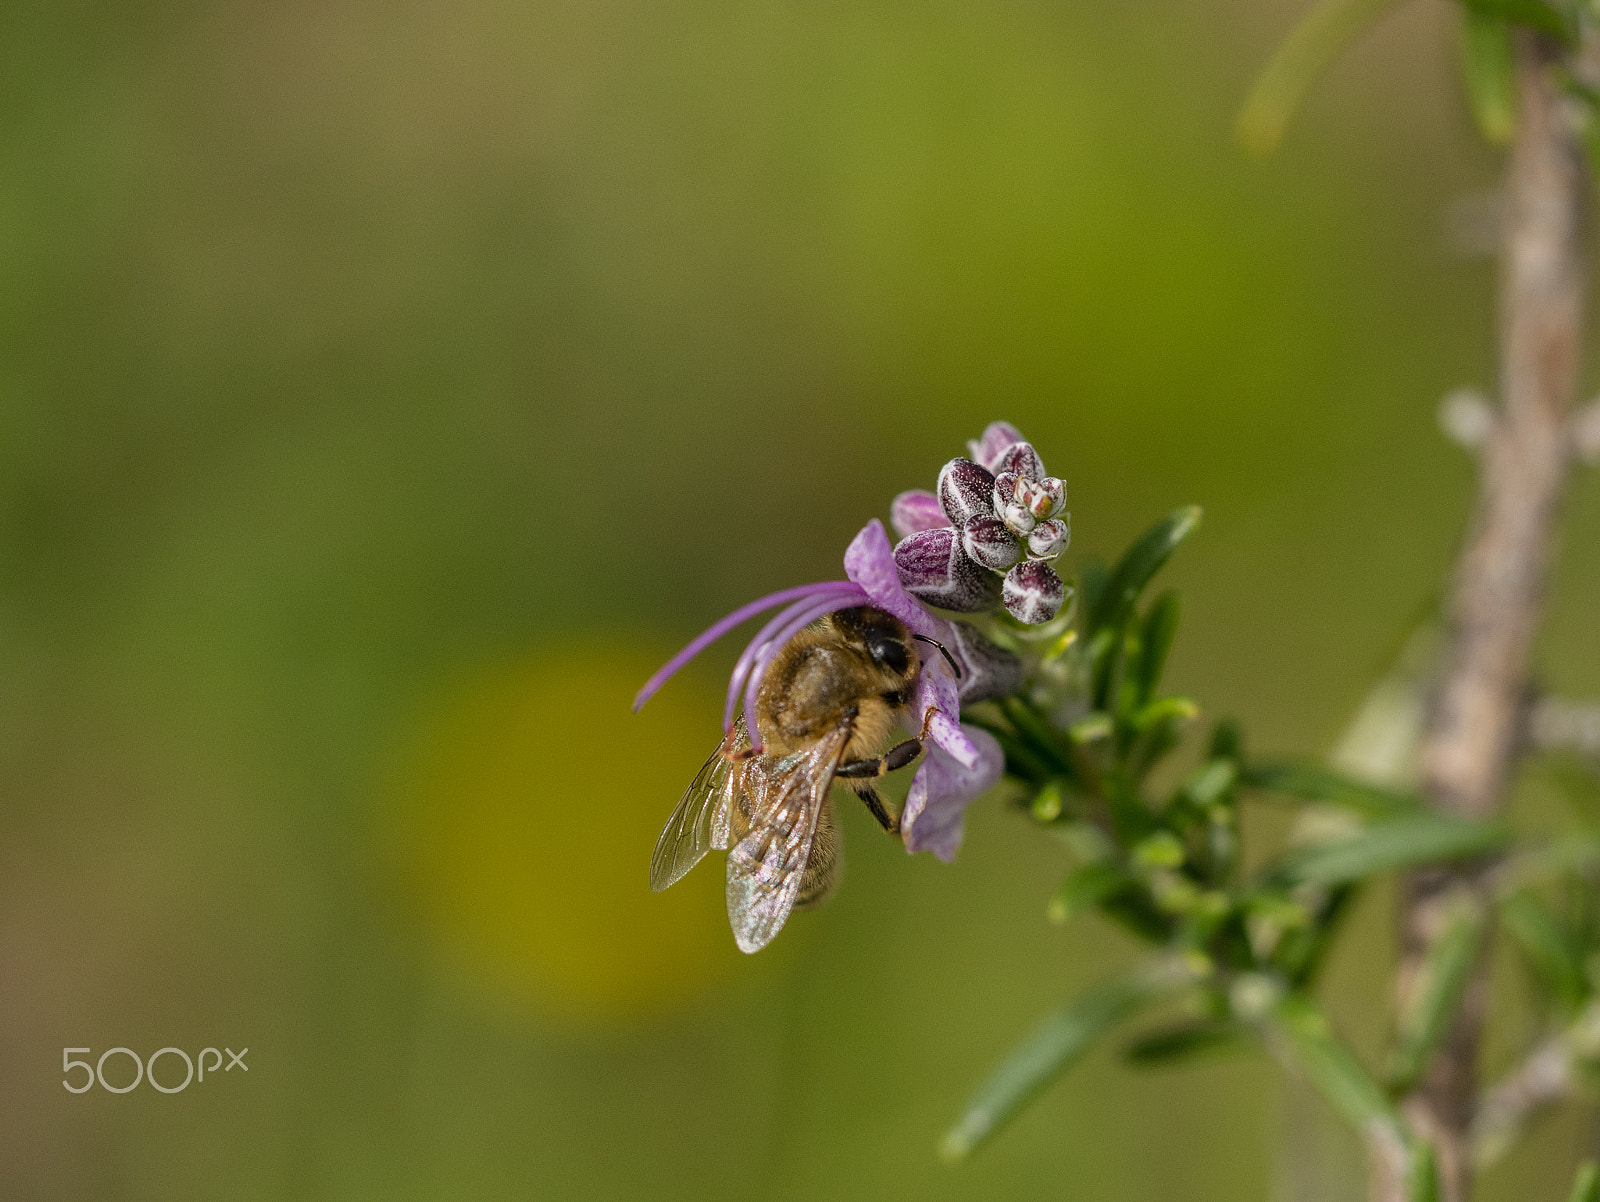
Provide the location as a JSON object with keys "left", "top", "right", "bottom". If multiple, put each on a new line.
{"left": 992, "top": 440, "right": 1045, "bottom": 481}
{"left": 992, "top": 471, "right": 1019, "bottom": 507}
{"left": 1026, "top": 517, "right": 1069, "bottom": 560}
{"left": 1000, "top": 501, "right": 1036, "bottom": 536}
{"left": 1003, "top": 560, "right": 1065, "bottom": 624}
{"left": 894, "top": 527, "right": 1003, "bottom": 613}
{"left": 961, "top": 516, "right": 1021, "bottom": 571}
{"left": 936, "top": 458, "right": 996, "bottom": 528}
{"left": 1034, "top": 476, "right": 1066, "bottom": 519}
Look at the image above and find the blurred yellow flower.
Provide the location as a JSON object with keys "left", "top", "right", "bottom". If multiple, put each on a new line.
{"left": 384, "top": 645, "right": 740, "bottom": 1024}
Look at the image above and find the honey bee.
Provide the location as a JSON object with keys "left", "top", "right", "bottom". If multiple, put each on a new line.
{"left": 649, "top": 606, "right": 959, "bottom": 953}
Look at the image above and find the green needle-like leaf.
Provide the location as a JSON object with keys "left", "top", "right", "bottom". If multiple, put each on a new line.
{"left": 1243, "top": 761, "right": 1422, "bottom": 816}
{"left": 1133, "top": 591, "right": 1181, "bottom": 705}
{"left": 1132, "top": 695, "right": 1199, "bottom": 732}
{"left": 1267, "top": 995, "right": 1400, "bottom": 1136}
{"left": 1458, "top": 8, "right": 1517, "bottom": 145}
{"left": 1125, "top": 698, "right": 1198, "bottom": 780}
{"left": 1088, "top": 507, "right": 1202, "bottom": 635}
{"left": 965, "top": 717, "right": 1055, "bottom": 785}
{"left": 1500, "top": 890, "right": 1587, "bottom": 1010}
{"left": 940, "top": 962, "right": 1194, "bottom": 1160}
{"left": 1180, "top": 758, "right": 1238, "bottom": 809}
{"left": 1123, "top": 1020, "right": 1246, "bottom": 1066}
{"left": 1458, "top": 0, "right": 1573, "bottom": 43}
{"left": 1276, "top": 813, "right": 1512, "bottom": 887}
{"left": 1047, "top": 860, "right": 1132, "bottom": 924}
{"left": 1078, "top": 558, "right": 1110, "bottom": 626}
{"left": 1387, "top": 898, "right": 1486, "bottom": 1091}
{"left": 1030, "top": 780, "right": 1065, "bottom": 822}
{"left": 999, "top": 696, "right": 1074, "bottom": 773}
{"left": 1236, "top": 0, "right": 1410, "bottom": 157}
{"left": 1569, "top": 1161, "right": 1600, "bottom": 1202}
{"left": 1068, "top": 711, "right": 1114, "bottom": 744}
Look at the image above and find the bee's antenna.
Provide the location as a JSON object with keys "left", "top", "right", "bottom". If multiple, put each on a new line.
{"left": 912, "top": 634, "right": 962, "bottom": 680}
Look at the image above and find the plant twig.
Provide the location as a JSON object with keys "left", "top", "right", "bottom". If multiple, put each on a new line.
{"left": 1391, "top": 29, "right": 1588, "bottom": 1202}
{"left": 1528, "top": 698, "right": 1600, "bottom": 756}
{"left": 1471, "top": 1034, "right": 1572, "bottom": 1168}
{"left": 1473, "top": 1000, "right": 1600, "bottom": 1167}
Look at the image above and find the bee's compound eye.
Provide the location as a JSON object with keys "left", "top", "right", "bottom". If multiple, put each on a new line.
{"left": 869, "top": 636, "right": 909, "bottom": 676}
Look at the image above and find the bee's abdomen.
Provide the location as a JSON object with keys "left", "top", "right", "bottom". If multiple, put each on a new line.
{"left": 794, "top": 799, "right": 841, "bottom": 910}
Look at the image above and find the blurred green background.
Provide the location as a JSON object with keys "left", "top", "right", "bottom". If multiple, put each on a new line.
{"left": 3, "top": 0, "right": 1600, "bottom": 1198}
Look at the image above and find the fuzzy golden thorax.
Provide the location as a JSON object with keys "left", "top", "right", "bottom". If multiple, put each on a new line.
{"left": 752, "top": 606, "right": 920, "bottom": 761}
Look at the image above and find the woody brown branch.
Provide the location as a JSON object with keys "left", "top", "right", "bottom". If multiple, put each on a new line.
{"left": 1471, "top": 1032, "right": 1572, "bottom": 1167}
{"left": 1385, "top": 30, "right": 1587, "bottom": 1202}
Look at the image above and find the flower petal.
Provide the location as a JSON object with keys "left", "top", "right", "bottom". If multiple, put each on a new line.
{"left": 1003, "top": 560, "right": 1065, "bottom": 624}
{"left": 912, "top": 657, "right": 976, "bottom": 768}
{"left": 936, "top": 458, "right": 995, "bottom": 527}
{"left": 634, "top": 580, "right": 862, "bottom": 712}
{"left": 845, "top": 519, "right": 982, "bottom": 767}
{"left": 893, "top": 528, "right": 1004, "bottom": 613}
{"left": 968, "top": 421, "right": 1027, "bottom": 472}
{"left": 1038, "top": 477, "right": 1067, "bottom": 518}
{"left": 901, "top": 724, "right": 1004, "bottom": 861}
{"left": 1000, "top": 501, "right": 1037, "bottom": 536}
{"left": 890, "top": 489, "right": 951, "bottom": 538}
{"left": 843, "top": 519, "right": 937, "bottom": 638}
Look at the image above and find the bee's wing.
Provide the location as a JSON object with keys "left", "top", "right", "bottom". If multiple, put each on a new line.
{"left": 650, "top": 723, "right": 747, "bottom": 893}
{"left": 725, "top": 720, "right": 852, "bottom": 954}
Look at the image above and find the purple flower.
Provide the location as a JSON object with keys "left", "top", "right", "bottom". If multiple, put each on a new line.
{"left": 892, "top": 421, "right": 1071, "bottom": 625}
{"left": 635, "top": 519, "right": 1009, "bottom": 859}
{"left": 840, "top": 522, "right": 1012, "bottom": 855}
{"left": 632, "top": 577, "right": 872, "bottom": 745}
{"left": 846, "top": 520, "right": 972, "bottom": 769}
{"left": 901, "top": 726, "right": 1005, "bottom": 861}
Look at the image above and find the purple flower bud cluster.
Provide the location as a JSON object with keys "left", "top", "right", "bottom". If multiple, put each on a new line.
{"left": 891, "top": 422, "right": 1069, "bottom": 624}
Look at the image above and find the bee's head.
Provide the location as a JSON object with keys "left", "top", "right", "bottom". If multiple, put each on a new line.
{"left": 831, "top": 606, "right": 917, "bottom": 685}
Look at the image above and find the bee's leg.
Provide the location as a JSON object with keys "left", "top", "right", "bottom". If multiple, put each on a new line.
{"left": 836, "top": 738, "right": 925, "bottom": 780}
{"left": 846, "top": 781, "right": 899, "bottom": 834}
{"left": 835, "top": 707, "right": 944, "bottom": 832}
{"left": 837, "top": 743, "right": 924, "bottom": 837}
